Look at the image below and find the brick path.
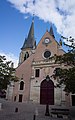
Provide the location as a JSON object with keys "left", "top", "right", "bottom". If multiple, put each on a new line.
{"left": 0, "top": 98, "right": 75, "bottom": 120}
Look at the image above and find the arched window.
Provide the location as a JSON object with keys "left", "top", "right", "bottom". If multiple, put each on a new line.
{"left": 20, "top": 81, "right": 24, "bottom": 90}
{"left": 24, "top": 52, "right": 29, "bottom": 61}
{"left": 26, "top": 52, "right": 29, "bottom": 58}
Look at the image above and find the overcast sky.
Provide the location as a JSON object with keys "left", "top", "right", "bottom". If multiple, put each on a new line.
{"left": 0, "top": 0, "right": 75, "bottom": 67}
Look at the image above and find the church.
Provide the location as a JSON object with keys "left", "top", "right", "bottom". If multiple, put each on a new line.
{"left": 8, "top": 19, "right": 74, "bottom": 106}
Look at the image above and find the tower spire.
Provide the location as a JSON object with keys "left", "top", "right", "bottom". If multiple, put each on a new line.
{"left": 21, "top": 17, "right": 36, "bottom": 50}
{"left": 32, "top": 13, "right": 34, "bottom": 23}
{"left": 49, "top": 25, "right": 55, "bottom": 38}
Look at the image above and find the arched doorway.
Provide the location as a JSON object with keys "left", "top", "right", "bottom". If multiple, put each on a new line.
{"left": 40, "top": 79, "right": 54, "bottom": 105}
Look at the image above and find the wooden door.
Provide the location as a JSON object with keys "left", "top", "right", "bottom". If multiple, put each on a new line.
{"left": 40, "top": 79, "right": 54, "bottom": 105}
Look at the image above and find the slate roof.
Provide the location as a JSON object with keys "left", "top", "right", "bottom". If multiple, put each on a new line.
{"left": 21, "top": 19, "right": 36, "bottom": 50}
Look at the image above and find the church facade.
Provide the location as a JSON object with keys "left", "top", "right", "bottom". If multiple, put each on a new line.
{"left": 11, "top": 19, "right": 73, "bottom": 106}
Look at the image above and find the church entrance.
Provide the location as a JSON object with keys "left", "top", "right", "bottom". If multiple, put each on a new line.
{"left": 40, "top": 78, "right": 54, "bottom": 105}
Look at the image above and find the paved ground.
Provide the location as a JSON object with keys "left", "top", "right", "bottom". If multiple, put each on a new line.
{"left": 0, "top": 98, "right": 75, "bottom": 120}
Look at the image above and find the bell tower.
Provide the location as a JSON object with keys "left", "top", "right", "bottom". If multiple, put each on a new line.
{"left": 19, "top": 18, "right": 36, "bottom": 65}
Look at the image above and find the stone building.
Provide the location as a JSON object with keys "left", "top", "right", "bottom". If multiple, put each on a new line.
{"left": 11, "top": 19, "right": 74, "bottom": 106}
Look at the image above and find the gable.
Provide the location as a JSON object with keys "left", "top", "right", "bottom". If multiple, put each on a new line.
{"left": 34, "top": 31, "right": 64, "bottom": 61}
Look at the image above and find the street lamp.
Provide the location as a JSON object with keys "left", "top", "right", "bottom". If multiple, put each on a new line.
{"left": 46, "top": 75, "right": 50, "bottom": 81}
{"left": 45, "top": 75, "right": 50, "bottom": 116}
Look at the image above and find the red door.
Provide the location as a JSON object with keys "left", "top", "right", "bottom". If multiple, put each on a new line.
{"left": 40, "top": 79, "right": 54, "bottom": 105}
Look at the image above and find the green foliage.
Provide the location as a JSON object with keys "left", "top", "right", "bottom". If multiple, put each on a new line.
{"left": 55, "top": 52, "right": 75, "bottom": 66}
{"left": 53, "top": 36, "right": 75, "bottom": 94}
{"left": 0, "top": 55, "right": 18, "bottom": 90}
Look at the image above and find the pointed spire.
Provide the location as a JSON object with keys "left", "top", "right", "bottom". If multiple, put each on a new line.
{"left": 21, "top": 17, "right": 36, "bottom": 50}
{"left": 27, "top": 18, "right": 34, "bottom": 40}
{"left": 49, "top": 25, "right": 55, "bottom": 38}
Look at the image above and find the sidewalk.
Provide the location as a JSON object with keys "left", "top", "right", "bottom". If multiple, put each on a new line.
{"left": 0, "top": 98, "right": 75, "bottom": 120}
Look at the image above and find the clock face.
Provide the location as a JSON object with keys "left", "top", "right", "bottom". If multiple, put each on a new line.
{"left": 44, "top": 38, "right": 50, "bottom": 44}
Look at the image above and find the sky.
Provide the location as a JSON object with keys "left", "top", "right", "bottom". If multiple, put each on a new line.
{"left": 0, "top": 0, "right": 75, "bottom": 67}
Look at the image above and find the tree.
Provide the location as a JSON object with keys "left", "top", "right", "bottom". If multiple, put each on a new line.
{"left": 53, "top": 36, "right": 75, "bottom": 94}
{"left": 0, "top": 55, "right": 18, "bottom": 90}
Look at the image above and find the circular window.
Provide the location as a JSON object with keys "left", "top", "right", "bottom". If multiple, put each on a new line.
{"left": 44, "top": 50, "right": 51, "bottom": 58}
